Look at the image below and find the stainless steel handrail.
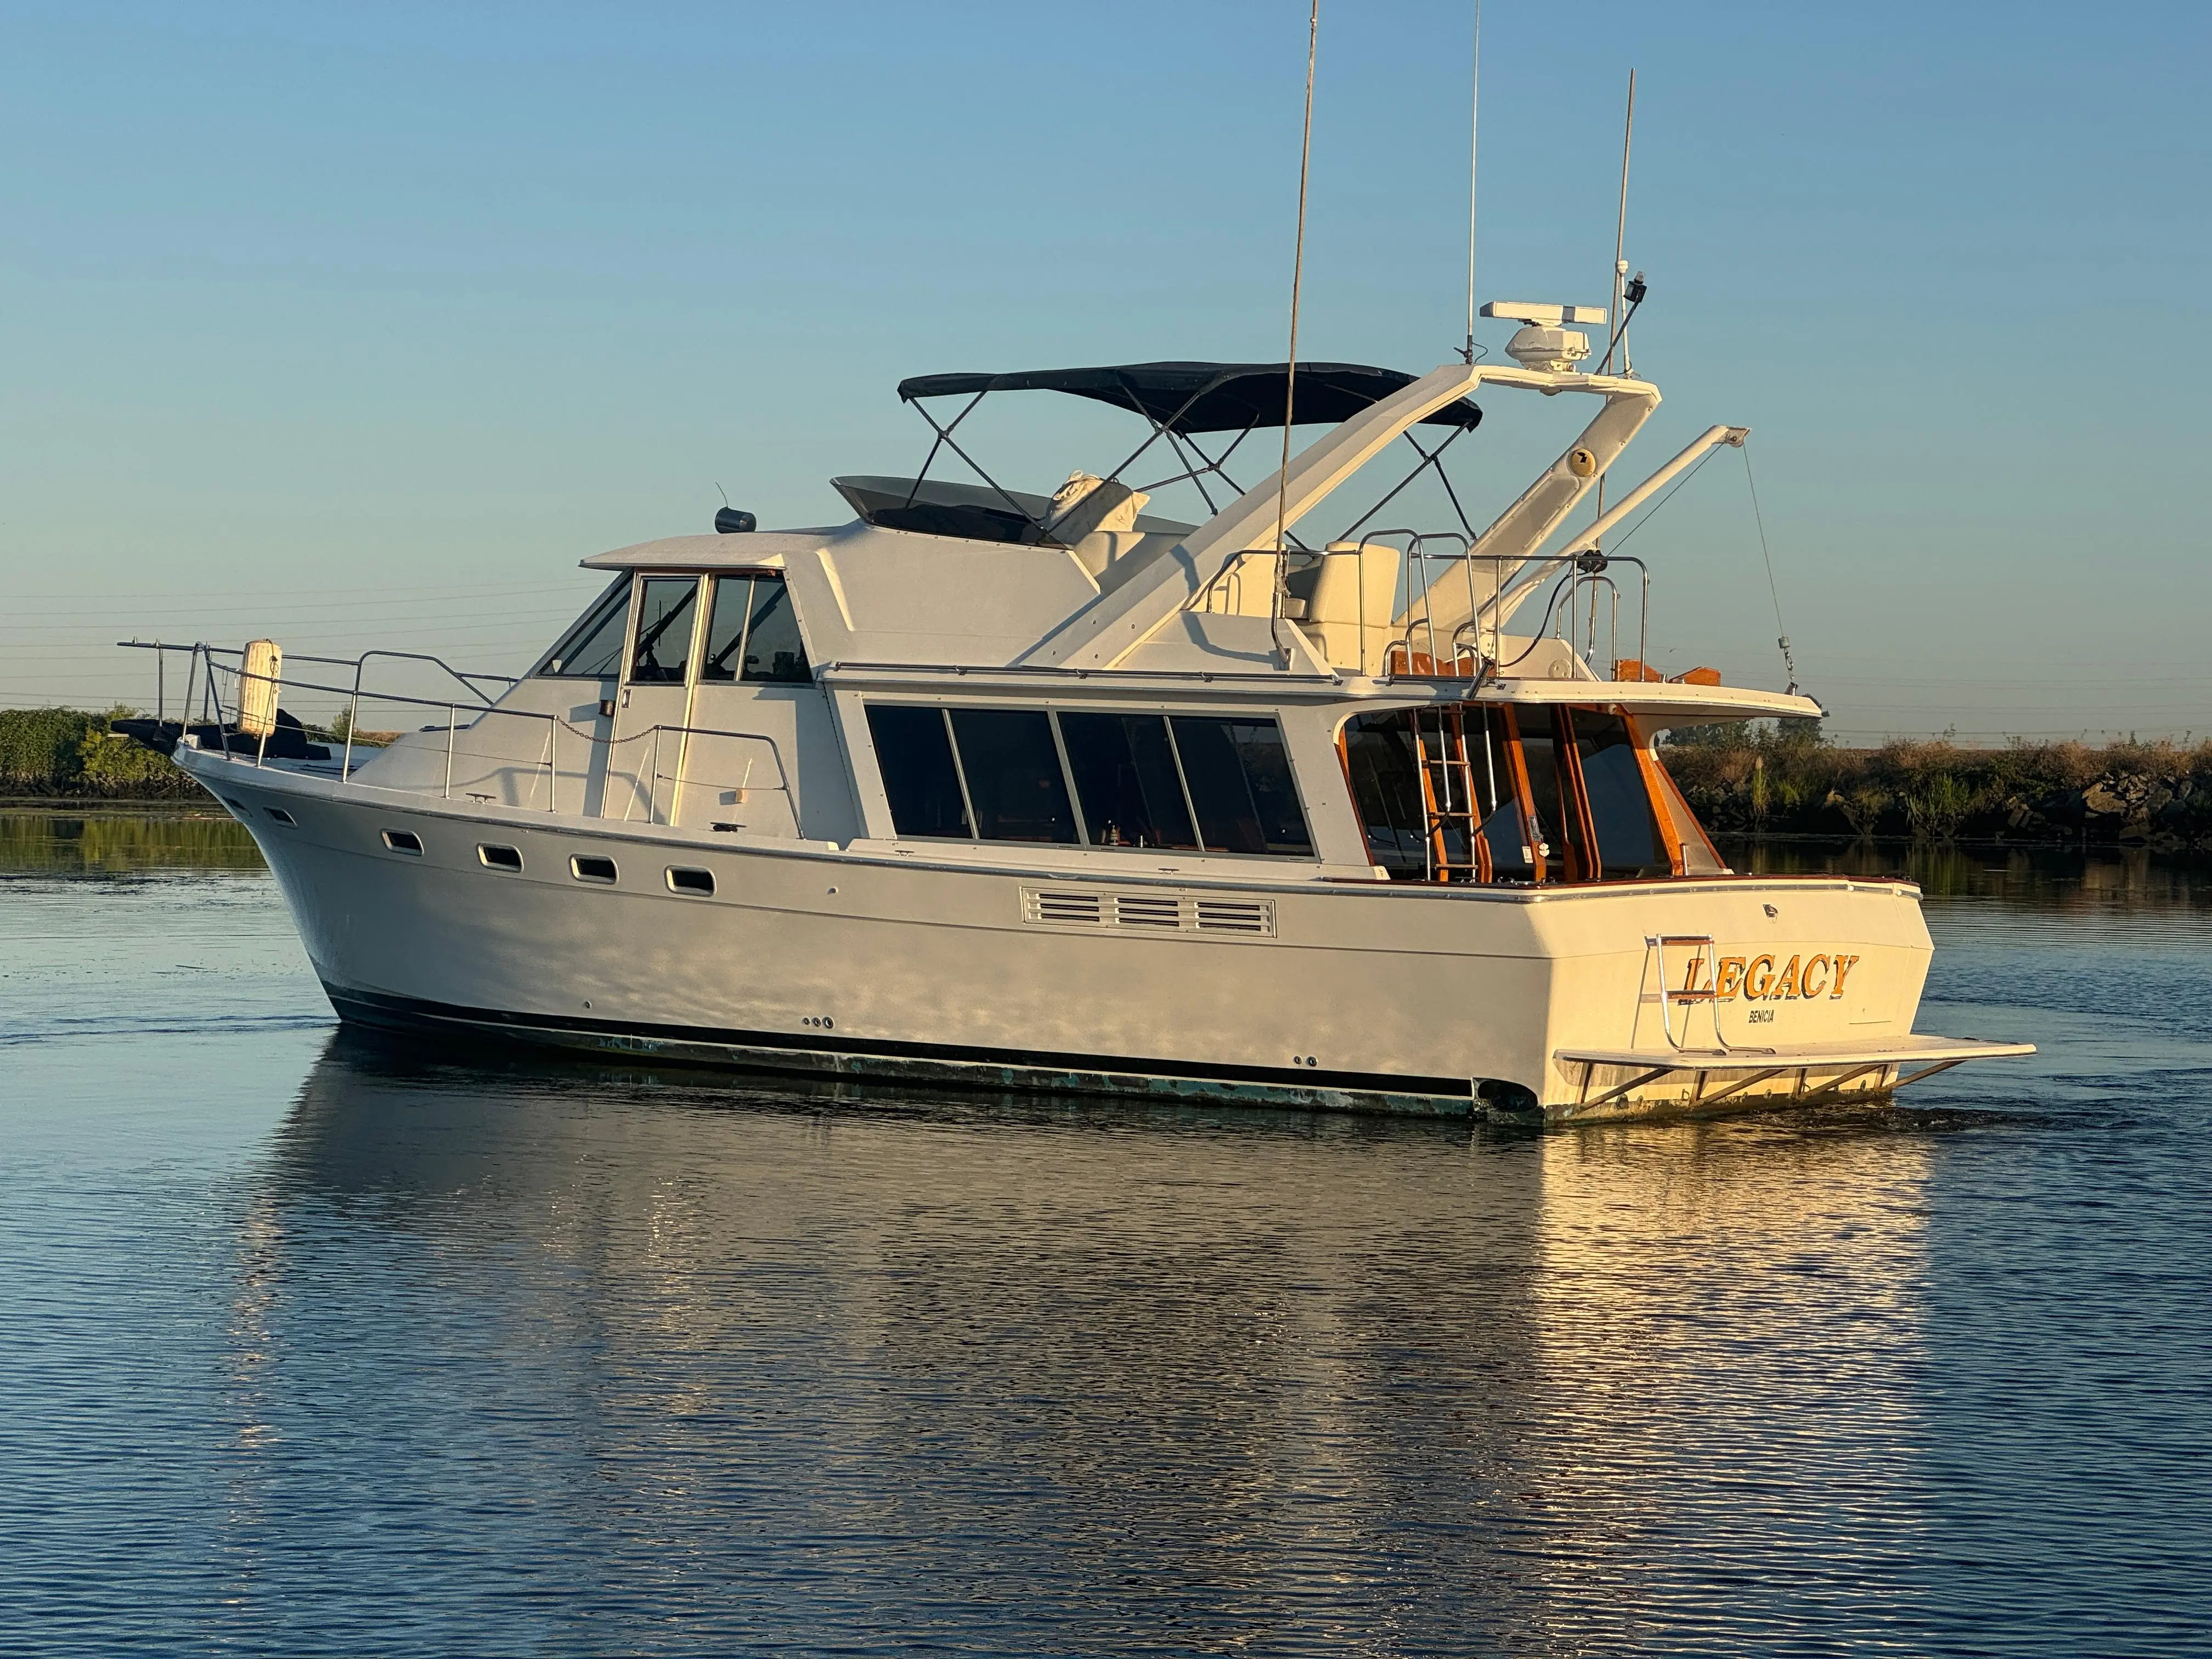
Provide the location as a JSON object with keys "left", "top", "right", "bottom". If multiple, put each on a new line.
{"left": 1647, "top": 933, "right": 1739, "bottom": 1053}
{"left": 119, "top": 640, "right": 797, "bottom": 827}
{"left": 617, "top": 723, "right": 797, "bottom": 827}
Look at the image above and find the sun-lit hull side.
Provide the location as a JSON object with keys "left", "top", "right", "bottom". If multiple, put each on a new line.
{"left": 192, "top": 751, "right": 1948, "bottom": 1125}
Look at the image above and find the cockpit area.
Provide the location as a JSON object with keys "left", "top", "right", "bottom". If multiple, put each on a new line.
{"left": 1342, "top": 701, "right": 1725, "bottom": 884}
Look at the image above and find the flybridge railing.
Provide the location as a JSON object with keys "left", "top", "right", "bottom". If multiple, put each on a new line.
{"left": 115, "top": 641, "right": 795, "bottom": 828}
{"left": 1199, "top": 533, "right": 1654, "bottom": 682}
{"left": 1381, "top": 532, "right": 1652, "bottom": 682}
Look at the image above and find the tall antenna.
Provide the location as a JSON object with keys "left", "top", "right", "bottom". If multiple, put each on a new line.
{"left": 1272, "top": 0, "right": 1321, "bottom": 583}
{"left": 1601, "top": 69, "right": 1635, "bottom": 375}
{"left": 1461, "top": 1, "right": 1483, "bottom": 364}
{"left": 1590, "top": 66, "right": 1637, "bottom": 553}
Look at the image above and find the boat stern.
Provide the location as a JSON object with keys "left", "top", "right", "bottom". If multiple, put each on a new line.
{"left": 1506, "top": 876, "right": 2033, "bottom": 1122}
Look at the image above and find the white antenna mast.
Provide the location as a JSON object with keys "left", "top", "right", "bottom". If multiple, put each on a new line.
{"left": 1590, "top": 66, "right": 1635, "bottom": 569}
{"left": 1601, "top": 68, "right": 1635, "bottom": 376}
{"left": 1460, "top": 1, "right": 1483, "bottom": 364}
{"left": 1270, "top": 0, "right": 1321, "bottom": 648}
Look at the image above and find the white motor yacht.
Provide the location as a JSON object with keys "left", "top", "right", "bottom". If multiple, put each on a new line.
{"left": 125, "top": 336, "right": 2032, "bottom": 1122}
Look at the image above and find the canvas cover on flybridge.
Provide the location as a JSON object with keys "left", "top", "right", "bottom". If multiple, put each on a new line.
{"left": 896, "top": 361, "right": 1486, "bottom": 434}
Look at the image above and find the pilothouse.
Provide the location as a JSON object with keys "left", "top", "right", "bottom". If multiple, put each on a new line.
{"left": 122, "top": 331, "right": 2030, "bottom": 1122}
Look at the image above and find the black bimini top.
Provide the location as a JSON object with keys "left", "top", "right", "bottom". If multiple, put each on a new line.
{"left": 896, "top": 360, "right": 1482, "bottom": 435}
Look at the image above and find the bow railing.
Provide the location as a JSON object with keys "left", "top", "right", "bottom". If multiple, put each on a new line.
{"left": 115, "top": 640, "right": 794, "bottom": 827}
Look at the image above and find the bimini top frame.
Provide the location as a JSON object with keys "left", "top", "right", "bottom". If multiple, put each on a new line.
{"left": 1024, "top": 361, "right": 1662, "bottom": 671}
{"left": 898, "top": 360, "right": 1485, "bottom": 433}
{"left": 888, "top": 360, "right": 1487, "bottom": 550}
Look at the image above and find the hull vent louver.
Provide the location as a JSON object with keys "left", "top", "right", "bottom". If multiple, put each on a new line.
{"left": 1026, "top": 890, "right": 1105, "bottom": 926}
{"left": 1114, "top": 895, "right": 1183, "bottom": 929}
{"left": 1022, "top": 889, "right": 1275, "bottom": 939}
{"left": 1194, "top": 899, "right": 1272, "bottom": 934}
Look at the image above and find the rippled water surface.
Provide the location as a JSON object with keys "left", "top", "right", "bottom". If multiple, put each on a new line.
{"left": 5, "top": 814, "right": 2210, "bottom": 1656}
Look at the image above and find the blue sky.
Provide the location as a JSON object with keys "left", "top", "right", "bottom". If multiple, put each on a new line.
{"left": 3, "top": 1, "right": 2206, "bottom": 738}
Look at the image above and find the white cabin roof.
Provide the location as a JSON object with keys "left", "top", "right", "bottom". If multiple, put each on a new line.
{"left": 582, "top": 532, "right": 842, "bottom": 571}
{"left": 567, "top": 363, "right": 1821, "bottom": 724}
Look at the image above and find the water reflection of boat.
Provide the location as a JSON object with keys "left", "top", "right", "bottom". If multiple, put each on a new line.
{"left": 230, "top": 1034, "right": 1954, "bottom": 1647}
{"left": 133, "top": 337, "right": 2029, "bottom": 1121}
{"left": 257, "top": 1034, "right": 1556, "bottom": 1624}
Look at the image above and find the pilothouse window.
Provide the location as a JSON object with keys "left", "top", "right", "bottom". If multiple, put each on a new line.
{"left": 538, "top": 578, "right": 631, "bottom": 679}
{"left": 700, "top": 574, "right": 812, "bottom": 685}
{"left": 628, "top": 577, "right": 701, "bottom": 684}
{"left": 735, "top": 577, "right": 809, "bottom": 684}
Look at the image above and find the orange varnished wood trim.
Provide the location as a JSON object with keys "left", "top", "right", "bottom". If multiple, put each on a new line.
{"left": 1498, "top": 707, "right": 1544, "bottom": 885}
{"left": 1623, "top": 712, "right": 1690, "bottom": 877}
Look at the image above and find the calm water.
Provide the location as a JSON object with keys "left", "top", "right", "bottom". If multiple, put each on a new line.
{"left": 4, "top": 813, "right": 2210, "bottom": 1657}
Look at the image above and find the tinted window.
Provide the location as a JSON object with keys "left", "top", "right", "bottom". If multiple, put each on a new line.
{"left": 736, "top": 577, "right": 810, "bottom": 683}
{"left": 698, "top": 577, "right": 752, "bottom": 682}
{"left": 628, "top": 578, "right": 699, "bottom": 684}
{"left": 947, "top": 709, "right": 1077, "bottom": 844}
{"left": 867, "top": 706, "right": 970, "bottom": 839}
{"left": 1342, "top": 711, "right": 1427, "bottom": 877}
{"left": 1515, "top": 709, "right": 1575, "bottom": 882}
{"left": 1473, "top": 705, "right": 1534, "bottom": 882}
{"left": 1170, "top": 716, "right": 1312, "bottom": 856}
{"left": 1058, "top": 712, "right": 1198, "bottom": 851}
{"left": 699, "top": 575, "right": 811, "bottom": 685}
{"left": 540, "top": 580, "right": 631, "bottom": 678}
{"left": 1346, "top": 707, "right": 1519, "bottom": 881}
{"left": 1567, "top": 708, "right": 1669, "bottom": 878}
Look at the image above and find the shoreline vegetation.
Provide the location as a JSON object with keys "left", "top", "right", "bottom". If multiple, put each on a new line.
{"left": 1663, "top": 719, "right": 2212, "bottom": 855}
{"left": 0, "top": 707, "right": 388, "bottom": 802}
{"left": 6, "top": 706, "right": 2209, "bottom": 855}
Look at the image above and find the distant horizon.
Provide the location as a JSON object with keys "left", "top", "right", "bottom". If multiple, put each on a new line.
{"left": 4, "top": 1, "right": 2205, "bottom": 741}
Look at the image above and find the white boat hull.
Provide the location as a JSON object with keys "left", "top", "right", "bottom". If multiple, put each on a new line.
{"left": 189, "top": 749, "right": 2024, "bottom": 1125}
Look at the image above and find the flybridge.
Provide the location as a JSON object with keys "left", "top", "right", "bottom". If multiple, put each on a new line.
{"left": 684, "top": 348, "right": 1792, "bottom": 699}
{"left": 874, "top": 360, "right": 1485, "bottom": 554}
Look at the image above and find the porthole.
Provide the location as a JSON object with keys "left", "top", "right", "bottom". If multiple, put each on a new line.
{"left": 264, "top": 807, "right": 296, "bottom": 826}
{"left": 666, "top": 866, "right": 714, "bottom": 896}
{"left": 571, "top": 854, "right": 617, "bottom": 883}
{"left": 382, "top": 829, "right": 423, "bottom": 855}
{"left": 478, "top": 843, "right": 523, "bottom": 872}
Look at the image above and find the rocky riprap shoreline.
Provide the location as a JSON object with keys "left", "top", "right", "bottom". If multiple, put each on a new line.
{"left": 1663, "top": 727, "right": 2212, "bottom": 854}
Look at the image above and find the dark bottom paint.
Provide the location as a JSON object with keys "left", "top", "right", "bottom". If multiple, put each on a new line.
{"left": 323, "top": 984, "right": 1494, "bottom": 1121}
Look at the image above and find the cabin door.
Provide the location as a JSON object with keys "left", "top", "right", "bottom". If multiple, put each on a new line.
{"left": 663, "top": 573, "right": 804, "bottom": 834}
{"left": 606, "top": 573, "right": 706, "bottom": 823}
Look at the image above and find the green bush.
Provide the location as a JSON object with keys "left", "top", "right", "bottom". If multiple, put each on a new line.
{"left": 0, "top": 708, "right": 200, "bottom": 798}
{"left": 1660, "top": 723, "right": 2212, "bottom": 846}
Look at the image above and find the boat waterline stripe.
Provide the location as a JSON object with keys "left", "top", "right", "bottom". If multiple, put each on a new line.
{"left": 323, "top": 984, "right": 1476, "bottom": 1102}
